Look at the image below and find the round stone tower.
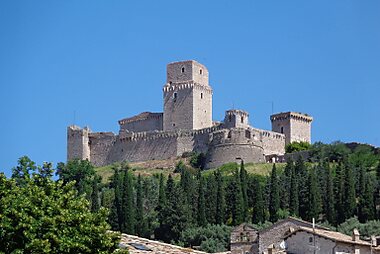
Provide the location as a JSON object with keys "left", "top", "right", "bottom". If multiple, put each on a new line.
{"left": 163, "top": 60, "right": 213, "bottom": 131}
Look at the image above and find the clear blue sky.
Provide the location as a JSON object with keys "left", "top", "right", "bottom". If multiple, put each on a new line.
{"left": 1, "top": 1, "right": 379, "bottom": 176}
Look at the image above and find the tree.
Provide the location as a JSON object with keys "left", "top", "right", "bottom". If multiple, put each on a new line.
{"left": 155, "top": 175, "right": 190, "bottom": 242}
{"left": 281, "top": 159, "right": 294, "bottom": 210}
{"left": 91, "top": 175, "right": 101, "bottom": 212}
{"left": 0, "top": 160, "right": 120, "bottom": 253}
{"left": 122, "top": 170, "right": 135, "bottom": 234}
{"left": 135, "top": 174, "right": 145, "bottom": 236}
{"left": 285, "top": 141, "right": 311, "bottom": 153}
{"left": 252, "top": 177, "right": 265, "bottom": 224}
{"left": 226, "top": 169, "right": 244, "bottom": 225}
{"left": 358, "top": 173, "right": 375, "bottom": 222}
{"left": 215, "top": 170, "right": 226, "bottom": 225}
{"left": 11, "top": 156, "right": 36, "bottom": 186}
{"left": 306, "top": 167, "right": 322, "bottom": 221}
{"left": 289, "top": 164, "right": 299, "bottom": 217}
{"left": 269, "top": 164, "right": 280, "bottom": 222}
{"left": 324, "top": 163, "right": 336, "bottom": 224}
{"left": 197, "top": 175, "right": 207, "bottom": 227}
{"left": 56, "top": 159, "right": 95, "bottom": 196}
{"left": 239, "top": 160, "right": 249, "bottom": 221}
{"left": 342, "top": 161, "right": 356, "bottom": 220}
{"left": 295, "top": 157, "right": 308, "bottom": 219}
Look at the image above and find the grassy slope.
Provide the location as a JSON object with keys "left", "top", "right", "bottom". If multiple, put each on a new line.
{"left": 95, "top": 160, "right": 286, "bottom": 183}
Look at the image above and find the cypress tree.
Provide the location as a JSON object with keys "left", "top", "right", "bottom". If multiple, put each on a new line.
{"left": 280, "top": 159, "right": 293, "bottom": 210}
{"left": 334, "top": 163, "right": 345, "bottom": 225}
{"left": 325, "top": 162, "right": 336, "bottom": 224}
{"left": 252, "top": 177, "right": 265, "bottom": 224}
{"left": 295, "top": 157, "right": 308, "bottom": 219}
{"left": 205, "top": 174, "right": 217, "bottom": 224}
{"left": 306, "top": 167, "right": 322, "bottom": 221}
{"left": 156, "top": 173, "right": 166, "bottom": 225}
{"left": 135, "top": 174, "right": 144, "bottom": 236}
{"left": 156, "top": 174, "right": 190, "bottom": 242}
{"left": 227, "top": 169, "right": 244, "bottom": 225}
{"left": 269, "top": 164, "right": 280, "bottom": 222}
{"left": 358, "top": 172, "right": 375, "bottom": 222}
{"left": 197, "top": 175, "right": 207, "bottom": 226}
{"left": 109, "top": 168, "right": 123, "bottom": 231}
{"left": 91, "top": 175, "right": 101, "bottom": 212}
{"left": 180, "top": 167, "right": 195, "bottom": 223}
{"left": 122, "top": 170, "right": 135, "bottom": 234}
{"left": 215, "top": 170, "right": 226, "bottom": 225}
{"left": 289, "top": 165, "right": 299, "bottom": 217}
{"left": 240, "top": 160, "right": 249, "bottom": 221}
{"left": 343, "top": 161, "right": 356, "bottom": 220}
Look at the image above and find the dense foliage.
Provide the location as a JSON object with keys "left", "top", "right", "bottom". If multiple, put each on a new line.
{"left": 91, "top": 142, "right": 379, "bottom": 252}
{"left": 0, "top": 157, "right": 122, "bottom": 254}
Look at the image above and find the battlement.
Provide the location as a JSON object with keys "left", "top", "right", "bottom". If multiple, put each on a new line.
{"left": 271, "top": 112, "right": 313, "bottom": 123}
{"left": 119, "top": 125, "right": 223, "bottom": 143}
{"left": 163, "top": 81, "right": 213, "bottom": 93}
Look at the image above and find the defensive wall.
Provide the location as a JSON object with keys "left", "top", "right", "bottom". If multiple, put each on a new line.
{"left": 68, "top": 123, "right": 286, "bottom": 168}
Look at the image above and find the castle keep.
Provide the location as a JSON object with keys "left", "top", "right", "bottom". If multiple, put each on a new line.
{"left": 67, "top": 60, "right": 313, "bottom": 168}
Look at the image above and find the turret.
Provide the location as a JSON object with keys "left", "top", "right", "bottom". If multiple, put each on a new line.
{"left": 270, "top": 112, "right": 313, "bottom": 145}
{"left": 67, "top": 125, "right": 91, "bottom": 161}
{"left": 223, "top": 109, "right": 249, "bottom": 129}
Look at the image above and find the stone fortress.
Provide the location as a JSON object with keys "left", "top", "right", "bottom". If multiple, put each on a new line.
{"left": 67, "top": 60, "right": 313, "bottom": 168}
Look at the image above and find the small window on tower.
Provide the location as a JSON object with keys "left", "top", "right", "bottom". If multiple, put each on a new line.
{"left": 173, "top": 92, "right": 177, "bottom": 100}
{"left": 281, "top": 127, "right": 284, "bottom": 134}
{"left": 201, "top": 93, "right": 203, "bottom": 99}
{"left": 228, "top": 115, "right": 232, "bottom": 122}
{"left": 181, "top": 67, "right": 185, "bottom": 73}
{"left": 200, "top": 69, "right": 203, "bottom": 74}
{"left": 241, "top": 116, "right": 244, "bottom": 123}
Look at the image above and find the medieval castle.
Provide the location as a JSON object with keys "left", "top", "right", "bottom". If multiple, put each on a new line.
{"left": 67, "top": 60, "right": 313, "bottom": 168}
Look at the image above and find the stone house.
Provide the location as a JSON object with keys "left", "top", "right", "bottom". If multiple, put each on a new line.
{"left": 284, "top": 227, "right": 375, "bottom": 254}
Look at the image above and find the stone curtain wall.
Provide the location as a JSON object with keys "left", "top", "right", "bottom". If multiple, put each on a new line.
{"left": 259, "top": 129, "right": 286, "bottom": 155}
{"left": 88, "top": 132, "right": 116, "bottom": 167}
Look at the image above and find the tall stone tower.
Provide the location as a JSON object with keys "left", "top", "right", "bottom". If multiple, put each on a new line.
{"left": 163, "top": 60, "right": 212, "bottom": 131}
{"left": 270, "top": 112, "right": 313, "bottom": 145}
{"left": 67, "top": 125, "right": 91, "bottom": 161}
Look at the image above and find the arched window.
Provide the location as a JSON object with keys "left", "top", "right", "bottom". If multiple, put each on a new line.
{"left": 173, "top": 92, "right": 177, "bottom": 102}
{"left": 181, "top": 67, "right": 185, "bottom": 73}
{"left": 201, "top": 92, "right": 203, "bottom": 99}
{"left": 200, "top": 69, "right": 203, "bottom": 74}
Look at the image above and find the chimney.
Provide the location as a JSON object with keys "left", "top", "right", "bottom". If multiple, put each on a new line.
{"left": 352, "top": 229, "right": 360, "bottom": 242}
{"left": 371, "top": 236, "right": 377, "bottom": 247}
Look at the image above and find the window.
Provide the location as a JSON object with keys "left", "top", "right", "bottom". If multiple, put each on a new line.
{"left": 281, "top": 126, "right": 284, "bottom": 134}
{"left": 181, "top": 67, "right": 185, "bottom": 73}
{"left": 173, "top": 92, "right": 177, "bottom": 102}
{"left": 245, "top": 130, "right": 251, "bottom": 139}
{"left": 200, "top": 69, "right": 203, "bottom": 74}
{"left": 309, "top": 237, "right": 313, "bottom": 243}
{"left": 241, "top": 116, "right": 244, "bottom": 123}
{"left": 228, "top": 115, "right": 232, "bottom": 122}
{"left": 201, "top": 92, "right": 203, "bottom": 99}
{"left": 173, "top": 123, "right": 176, "bottom": 127}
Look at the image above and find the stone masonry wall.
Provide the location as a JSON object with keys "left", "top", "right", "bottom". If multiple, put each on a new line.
{"left": 163, "top": 84, "right": 194, "bottom": 131}
{"left": 258, "top": 129, "right": 286, "bottom": 155}
{"left": 193, "top": 84, "right": 212, "bottom": 130}
{"left": 119, "top": 113, "right": 163, "bottom": 132}
{"left": 206, "top": 128, "right": 265, "bottom": 169}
